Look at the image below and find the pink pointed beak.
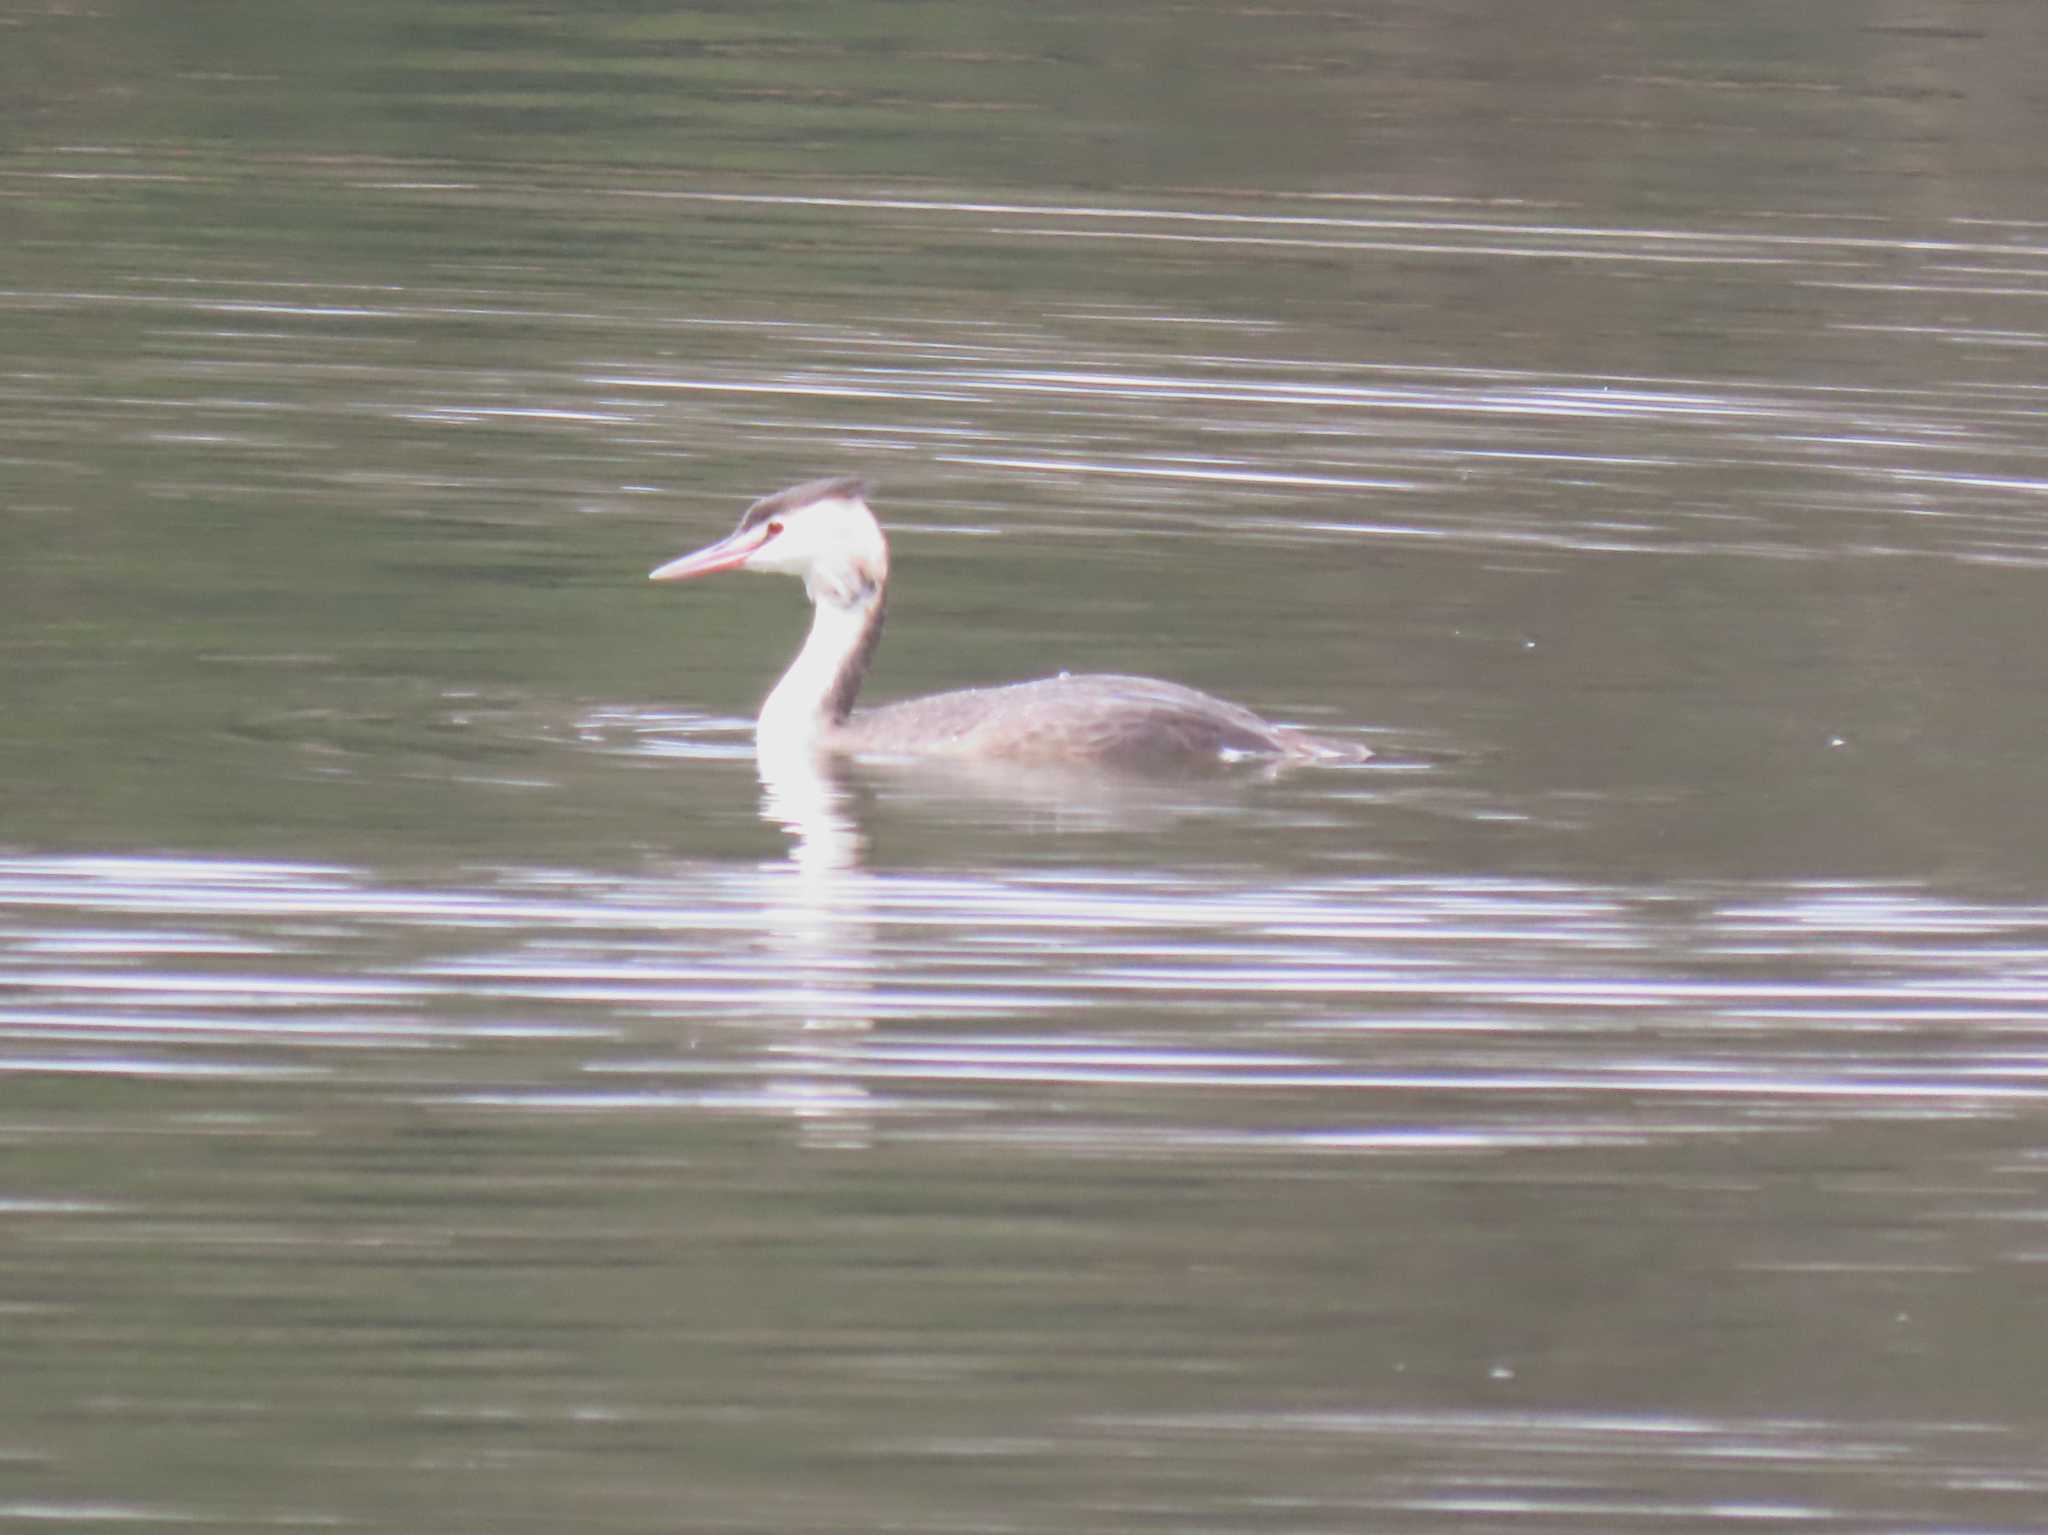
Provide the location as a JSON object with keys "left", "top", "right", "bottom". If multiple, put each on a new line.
{"left": 648, "top": 523, "right": 771, "bottom": 582}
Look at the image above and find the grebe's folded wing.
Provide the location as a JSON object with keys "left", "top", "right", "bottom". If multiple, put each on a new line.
{"left": 835, "top": 674, "right": 1352, "bottom": 768}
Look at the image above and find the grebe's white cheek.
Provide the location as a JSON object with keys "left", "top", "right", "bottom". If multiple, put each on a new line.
{"left": 746, "top": 544, "right": 798, "bottom": 577}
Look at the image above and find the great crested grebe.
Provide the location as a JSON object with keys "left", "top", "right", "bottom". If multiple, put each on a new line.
{"left": 649, "top": 476, "right": 1365, "bottom": 768}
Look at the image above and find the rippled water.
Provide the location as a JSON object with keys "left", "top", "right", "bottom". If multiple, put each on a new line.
{"left": 14, "top": 854, "right": 2048, "bottom": 1135}
{"left": 8, "top": 2, "right": 2048, "bottom": 1530}
{"left": 11, "top": 850, "right": 2048, "bottom": 1528}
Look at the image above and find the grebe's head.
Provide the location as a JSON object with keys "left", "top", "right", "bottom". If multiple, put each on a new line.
{"left": 649, "top": 475, "right": 887, "bottom": 607}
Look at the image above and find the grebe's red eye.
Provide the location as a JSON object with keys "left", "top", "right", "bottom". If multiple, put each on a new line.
{"left": 766, "top": 520, "right": 784, "bottom": 536}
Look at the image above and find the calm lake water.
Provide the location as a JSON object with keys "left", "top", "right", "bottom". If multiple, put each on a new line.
{"left": 8, "top": 3, "right": 2048, "bottom": 1531}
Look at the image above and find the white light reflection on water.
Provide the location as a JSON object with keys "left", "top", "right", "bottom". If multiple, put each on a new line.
{"left": 1063, "top": 1408, "right": 2048, "bottom": 1530}
{"left": 585, "top": 347, "right": 2048, "bottom": 563}
{"left": 6, "top": 854, "right": 2048, "bottom": 1151}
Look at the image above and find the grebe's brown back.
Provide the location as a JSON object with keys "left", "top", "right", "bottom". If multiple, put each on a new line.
{"left": 649, "top": 476, "right": 1364, "bottom": 769}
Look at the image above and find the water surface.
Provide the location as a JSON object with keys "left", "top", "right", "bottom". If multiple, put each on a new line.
{"left": 7, "top": 3, "right": 2048, "bottom": 1530}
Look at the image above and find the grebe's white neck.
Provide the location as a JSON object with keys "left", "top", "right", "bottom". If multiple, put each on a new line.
{"left": 757, "top": 575, "right": 885, "bottom": 757}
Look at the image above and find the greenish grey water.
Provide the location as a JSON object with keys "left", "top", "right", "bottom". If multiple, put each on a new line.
{"left": 8, "top": 3, "right": 2048, "bottom": 1531}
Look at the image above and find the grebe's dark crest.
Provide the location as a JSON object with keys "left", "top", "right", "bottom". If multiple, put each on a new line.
{"left": 649, "top": 476, "right": 1364, "bottom": 769}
